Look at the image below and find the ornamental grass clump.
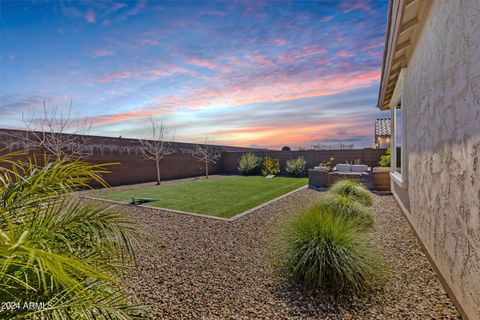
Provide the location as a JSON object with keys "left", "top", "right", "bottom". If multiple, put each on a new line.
{"left": 314, "top": 193, "right": 374, "bottom": 230}
{"left": 278, "top": 206, "right": 386, "bottom": 295}
{"left": 0, "top": 151, "right": 139, "bottom": 319}
{"left": 329, "top": 179, "right": 373, "bottom": 206}
{"left": 238, "top": 152, "right": 262, "bottom": 175}
{"left": 285, "top": 156, "right": 307, "bottom": 177}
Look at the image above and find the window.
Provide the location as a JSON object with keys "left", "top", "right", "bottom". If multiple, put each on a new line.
{"left": 394, "top": 105, "right": 402, "bottom": 174}
{"left": 389, "top": 68, "right": 407, "bottom": 186}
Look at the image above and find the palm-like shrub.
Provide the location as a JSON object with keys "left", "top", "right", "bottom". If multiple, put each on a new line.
{"left": 278, "top": 206, "right": 385, "bottom": 295}
{"left": 314, "top": 194, "right": 374, "bottom": 229}
{"left": 285, "top": 157, "right": 307, "bottom": 177}
{"left": 238, "top": 153, "right": 261, "bottom": 175}
{"left": 329, "top": 179, "right": 373, "bottom": 206}
{"left": 0, "top": 152, "right": 138, "bottom": 319}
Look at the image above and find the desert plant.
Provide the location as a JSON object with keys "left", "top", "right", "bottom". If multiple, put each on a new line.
{"left": 261, "top": 156, "right": 280, "bottom": 176}
{"left": 278, "top": 206, "right": 386, "bottom": 295}
{"left": 329, "top": 179, "right": 373, "bottom": 206}
{"left": 314, "top": 193, "right": 374, "bottom": 229}
{"left": 285, "top": 156, "right": 307, "bottom": 177}
{"left": 238, "top": 152, "right": 262, "bottom": 175}
{"left": 378, "top": 148, "right": 391, "bottom": 167}
{"left": 318, "top": 157, "right": 335, "bottom": 171}
{"left": 0, "top": 152, "right": 138, "bottom": 319}
{"left": 346, "top": 159, "right": 363, "bottom": 165}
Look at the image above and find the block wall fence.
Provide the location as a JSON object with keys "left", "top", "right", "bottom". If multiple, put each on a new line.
{"left": 222, "top": 149, "right": 387, "bottom": 175}
{"left": 0, "top": 129, "right": 387, "bottom": 186}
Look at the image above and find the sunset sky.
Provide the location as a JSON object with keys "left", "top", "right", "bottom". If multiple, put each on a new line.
{"left": 0, "top": 0, "right": 389, "bottom": 149}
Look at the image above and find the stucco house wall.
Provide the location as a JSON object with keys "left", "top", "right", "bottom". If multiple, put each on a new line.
{"left": 397, "top": 1, "right": 480, "bottom": 318}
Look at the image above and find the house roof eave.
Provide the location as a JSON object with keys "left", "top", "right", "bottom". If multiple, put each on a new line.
{"left": 376, "top": 0, "right": 433, "bottom": 110}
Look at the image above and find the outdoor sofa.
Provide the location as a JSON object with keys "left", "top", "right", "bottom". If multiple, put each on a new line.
{"left": 308, "top": 164, "right": 371, "bottom": 188}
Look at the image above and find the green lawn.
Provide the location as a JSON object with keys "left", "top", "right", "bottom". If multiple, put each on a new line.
{"left": 94, "top": 176, "right": 307, "bottom": 218}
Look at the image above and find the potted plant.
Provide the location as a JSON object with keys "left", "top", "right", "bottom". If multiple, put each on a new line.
{"left": 373, "top": 149, "right": 391, "bottom": 191}
{"left": 308, "top": 158, "right": 335, "bottom": 188}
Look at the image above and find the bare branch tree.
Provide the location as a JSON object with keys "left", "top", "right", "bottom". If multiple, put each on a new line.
{"left": 18, "top": 101, "right": 92, "bottom": 161}
{"left": 185, "top": 136, "right": 221, "bottom": 179}
{"left": 139, "top": 118, "right": 176, "bottom": 185}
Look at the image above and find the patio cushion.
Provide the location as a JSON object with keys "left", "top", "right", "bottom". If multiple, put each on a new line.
{"left": 351, "top": 164, "right": 368, "bottom": 172}
{"left": 336, "top": 164, "right": 351, "bottom": 172}
{"left": 330, "top": 171, "right": 362, "bottom": 176}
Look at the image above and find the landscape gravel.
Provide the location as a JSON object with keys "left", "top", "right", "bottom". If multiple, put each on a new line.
{"left": 84, "top": 184, "right": 460, "bottom": 319}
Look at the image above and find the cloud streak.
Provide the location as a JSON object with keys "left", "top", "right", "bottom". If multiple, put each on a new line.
{"left": 0, "top": 0, "right": 389, "bottom": 148}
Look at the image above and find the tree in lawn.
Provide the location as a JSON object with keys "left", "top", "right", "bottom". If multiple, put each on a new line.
{"left": 188, "top": 137, "right": 221, "bottom": 179}
{"left": 17, "top": 101, "right": 92, "bottom": 161}
{"left": 139, "top": 118, "right": 176, "bottom": 185}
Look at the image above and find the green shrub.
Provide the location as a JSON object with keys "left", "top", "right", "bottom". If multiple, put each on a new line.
{"left": 285, "top": 156, "right": 307, "bottom": 177}
{"left": 261, "top": 156, "right": 280, "bottom": 176}
{"left": 378, "top": 148, "right": 391, "bottom": 167}
{"left": 329, "top": 179, "right": 373, "bottom": 206}
{"left": 238, "top": 153, "right": 262, "bottom": 175}
{"left": 278, "top": 206, "right": 386, "bottom": 295}
{"left": 314, "top": 193, "right": 374, "bottom": 229}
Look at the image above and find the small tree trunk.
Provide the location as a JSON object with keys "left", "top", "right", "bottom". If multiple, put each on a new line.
{"left": 205, "top": 161, "right": 208, "bottom": 179}
{"left": 156, "top": 158, "right": 161, "bottom": 185}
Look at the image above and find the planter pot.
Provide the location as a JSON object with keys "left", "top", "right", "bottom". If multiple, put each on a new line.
{"left": 372, "top": 167, "right": 390, "bottom": 191}
{"left": 308, "top": 169, "right": 329, "bottom": 188}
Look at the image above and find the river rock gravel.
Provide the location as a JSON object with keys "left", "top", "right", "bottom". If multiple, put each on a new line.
{"left": 85, "top": 187, "right": 460, "bottom": 319}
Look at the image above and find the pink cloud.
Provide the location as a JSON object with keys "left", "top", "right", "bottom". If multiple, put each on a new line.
{"left": 228, "top": 56, "right": 244, "bottom": 66}
{"left": 186, "top": 57, "right": 218, "bottom": 70}
{"left": 153, "top": 69, "right": 381, "bottom": 110}
{"left": 145, "top": 66, "right": 196, "bottom": 79}
{"left": 245, "top": 53, "right": 275, "bottom": 66}
{"left": 315, "top": 58, "right": 331, "bottom": 65}
{"left": 336, "top": 50, "right": 355, "bottom": 58}
{"left": 363, "top": 42, "right": 384, "bottom": 51}
{"left": 278, "top": 45, "right": 327, "bottom": 64}
{"left": 319, "top": 16, "right": 334, "bottom": 23}
{"left": 86, "top": 68, "right": 381, "bottom": 137}
{"left": 85, "top": 10, "right": 96, "bottom": 23}
{"left": 341, "top": 1, "right": 373, "bottom": 14}
{"left": 303, "top": 45, "right": 327, "bottom": 56}
{"left": 336, "top": 35, "right": 346, "bottom": 43}
{"left": 210, "top": 114, "right": 375, "bottom": 149}
{"left": 110, "top": 3, "right": 127, "bottom": 13}
{"left": 127, "top": 0, "right": 146, "bottom": 16}
{"left": 117, "top": 0, "right": 147, "bottom": 21}
{"left": 97, "top": 71, "right": 134, "bottom": 83}
{"left": 88, "top": 109, "right": 160, "bottom": 126}
{"left": 90, "top": 48, "right": 114, "bottom": 57}
{"left": 272, "top": 38, "right": 288, "bottom": 46}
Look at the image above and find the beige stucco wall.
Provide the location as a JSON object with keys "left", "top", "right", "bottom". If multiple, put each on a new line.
{"left": 397, "top": 1, "right": 480, "bottom": 319}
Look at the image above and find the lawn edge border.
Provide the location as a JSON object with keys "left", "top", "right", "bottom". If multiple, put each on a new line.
{"left": 80, "top": 185, "right": 307, "bottom": 222}
{"left": 228, "top": 185, "right": 307, "bottom": 221}
{"left": 80, "top": 196, "right": 230, "bottom": 221}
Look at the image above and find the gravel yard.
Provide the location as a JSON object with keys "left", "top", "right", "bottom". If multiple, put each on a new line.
{"left": 85, "top": 187, "right": 460, "bottom": 319}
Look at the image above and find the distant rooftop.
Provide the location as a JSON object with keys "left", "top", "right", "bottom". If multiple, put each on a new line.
{"left": 375, "top": 118, "right": 391, "bottom": 136}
